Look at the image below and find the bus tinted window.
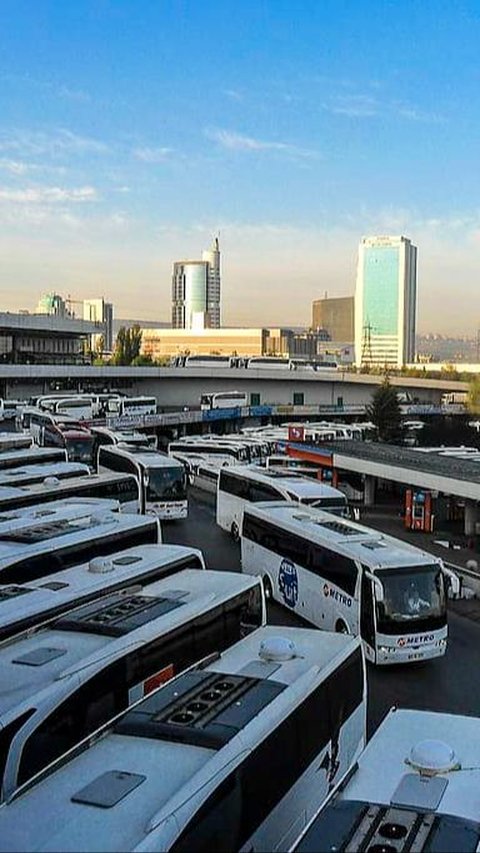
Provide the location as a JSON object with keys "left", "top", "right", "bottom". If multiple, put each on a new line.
{"left": 242, "top": 514, "right": 357, "bottom": 596}
{"left": 0, "top": 524, "right": 156, "bottom": 584}
{"left": 173, "top": 646, "right": 364, "bottom": 851}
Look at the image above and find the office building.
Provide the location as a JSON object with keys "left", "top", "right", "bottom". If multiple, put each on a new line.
{"left": 312, "top": 296, "right": 354, "bottom": 342}
{"left": 171, "top": 237, "right": 221, "bottom": 329}
{"left": 83, "top": 299, "right": 114, "bottom": 351}
{"left": 354, "top": 235, "right": 417, "bottom": 368}
{"left": 35, "top": 293, "right": 70, "bottom": 319}
{"left": 142, "top": 327, "right": 264, "bottom": 359}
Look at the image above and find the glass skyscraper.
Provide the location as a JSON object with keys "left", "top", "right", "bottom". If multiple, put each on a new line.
{"left": 171, "top": 238, "right": 221, "bottom": 329}
{"left": 354, "top": 235, "right": 417, "bottom": 368}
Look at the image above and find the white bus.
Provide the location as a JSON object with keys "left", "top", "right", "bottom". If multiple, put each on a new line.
{"left": 293, "top": 706, "right": 480, "bottom": 853}
{"left": 168, "top": 439, "right": 250, "bottom": 465}
{"left": 200, "top": 391, "right": 248, "bottom": 410}
{"left": 217, "top": 465, "right": 350, "bottom": 540}
{"left": 0, "top": 507, "right": 160, "bottom": 587}
{"left": 0, "top": 447, "right": 67, "bottom": 471}
{"left": 0, "top": 471, "right": 140, "bottom": 515}
{"left": 91, "top": 426, "right": 157, "bottom": 455}
{"left": 0, "top": 627, "right": 366, "bottom": 852}
{"left": 98, "top": 446, "right": 188, "bottom": 519}
{"left": 241, "top": 502, "right": 459, "bottom": 664}
{"left": 181, "top": 353, "right": 236, "bottom": 368}
{"left": 0, "top": 433, "right": 32, "bottom": 452}
{"left": 0, "top": 566, "right": 265, "bottom": 804}
{"left": 107, "top": 396, "right": 157, "bottom": 417}
{"left": 23, "top": 409, "right": 95, "bottom": 465}
{"left": 0, "top": 461, "right": 89, "bottom": 489}
{"left": 202, "top": 433, "right": 270, "bottom": 462}
{"left": 191, "top": 462, "right": 220, "bottom": 493}
{"left": 246, "top": 355, "right": 291, "bottom": 369}
{"left": 2, "top": 400, "right": 25, "bottom": 420}
{"left": 1, "top": 535, "right": 191, "bottom": 641}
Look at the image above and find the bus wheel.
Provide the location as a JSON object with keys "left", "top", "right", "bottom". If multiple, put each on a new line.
{"left": 230, "top": 521, "right": 240, "bottom": 542}
{"left": 262, "top": 576, "right": 273, "bottom": 600}
{"left": 335, "top": 620, "right": 349, "bottom": 634}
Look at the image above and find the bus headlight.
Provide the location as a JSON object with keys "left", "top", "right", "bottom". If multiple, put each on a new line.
{"left": 378, "top": 645, "right": 395, "bottom": 654}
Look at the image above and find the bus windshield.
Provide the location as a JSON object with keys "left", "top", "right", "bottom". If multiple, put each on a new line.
{"left": 65, "top": 437, "right": 94, "bottom": 465}
{"left": 376, "top": 565, "right": 446, "bottom": 634}
{"left": 302, "top": 496, "right": 349, "bottom": 516}
{"left": 146, "top": 467, "right": 187, "bottom": 501}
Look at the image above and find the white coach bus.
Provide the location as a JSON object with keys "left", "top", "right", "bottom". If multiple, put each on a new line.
{"left": 0, "top": 447, "right": 67, "bottom": 471}
{"left": 0, "top": 543, "right": 203, "bottom": 641}
{"left": 292, "top": 706, "right": 480, "bottom": 853}
{"left": 0, "top": 433, "right": 32, "bottom": 452}
{"left": 0, "top": 567, "right": 264, "bottom": 803}
{"left": 200, "top": 391, "right": 248, "bottom": 410}
{"left": 217, "top": 465, "right": 350, "bottom": 540}
{"left": 169, "top": 439, "right": 249, "bottom": 465}
{"left": 241, "top": 502, "right": 459, "bottom": 665}
{"left": 0, "top": 544, "right": 205, "bottom": 640}
{"left": 0, "top": 471, "right": 140, "bottom": 515}
{"left": 0, "top": 508, "right": 160, "bottom": 587}
{"left": 0, "top": 461, "right": 89, "bottom": 489}
{"left": 107, "top": 396, "right": 157, "bottom": 417}
{"left": 98, "top": 446, "right": 188, "bottom": 519}
{"left": 0, "top": 627, "right": 366, "bottom": 852}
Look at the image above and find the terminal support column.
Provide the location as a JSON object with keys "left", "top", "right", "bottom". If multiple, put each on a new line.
{"left": 464, "top": 499, "right": 478, "bottom": 537}
{"left": 364, "top": 475, "right": 376, "bottom": 507}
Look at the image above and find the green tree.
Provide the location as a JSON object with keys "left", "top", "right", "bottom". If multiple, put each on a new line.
{"left": 366, "top": 378, "right": 404, "bottom": 443}
{"left": 113, "top": 325, "right": 143, "bottom": 365}
{"left": 468, "top": 375, "right": 480, "bottom": 415}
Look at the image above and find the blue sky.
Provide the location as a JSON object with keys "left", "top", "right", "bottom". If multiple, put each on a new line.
{"left": 0, "top": 0, "right": 479, "bottom": 332}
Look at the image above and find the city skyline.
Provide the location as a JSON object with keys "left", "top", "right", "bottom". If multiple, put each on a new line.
{"left": 0, "top": 1, "right": 479, "bottom": 334}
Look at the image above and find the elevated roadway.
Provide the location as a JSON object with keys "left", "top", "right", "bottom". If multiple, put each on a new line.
{"left": 0, "top": 364, "right": 468, "bottom": 409}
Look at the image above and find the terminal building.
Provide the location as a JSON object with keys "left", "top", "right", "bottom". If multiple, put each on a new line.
{"left": 0, "top": 311, "right": 102, "bottom": 366}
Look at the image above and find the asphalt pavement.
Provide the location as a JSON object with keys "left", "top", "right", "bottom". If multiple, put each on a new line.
{"left": 164, "top": 486, "right": 480, "bottom": 737}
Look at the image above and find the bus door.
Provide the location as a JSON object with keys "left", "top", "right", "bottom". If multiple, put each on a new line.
{"left": 360, "top": 571, "right": 376, "bottom": 661}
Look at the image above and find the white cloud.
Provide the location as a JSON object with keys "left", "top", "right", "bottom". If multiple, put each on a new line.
{"left": 205, "top": 127, "right": 317, "bottom": 159}
{"left": 133, "top": 146, "right": 173, "bottom": 163}
{"left": 0, "top": 159, "right": 31, "bottom": 175}
{"left": 323, "top": 94, "right": 378, "bottom": 118}
{"left": 0, "top": 128, "right": 110, "bottom": 158}
{"left": 223, "top": 89, "right": 244, "bottom": 102}
{"left": 0, "top": 186, "right": 98, "bottom": 204}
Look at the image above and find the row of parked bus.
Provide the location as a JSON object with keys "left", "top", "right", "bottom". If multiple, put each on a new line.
{"left": 0, "top": 433, "right": 370, "bottom": 850}
{"left": 0, "top": 427, "right": 475, "bottom": 850}
{"left": 171, "top": 354, "right": 339, "bottom": 370}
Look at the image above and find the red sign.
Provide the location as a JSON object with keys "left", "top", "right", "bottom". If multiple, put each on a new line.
{"left": 143, "top": 664, "right": 175, "bottom": 696}
{"left": 288, "top": 426, "right": 305, "bottom": 442}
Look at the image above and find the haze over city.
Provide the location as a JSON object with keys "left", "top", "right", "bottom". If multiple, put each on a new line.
{"left": 0, "top": 1, "right": 479, "bottom": 333}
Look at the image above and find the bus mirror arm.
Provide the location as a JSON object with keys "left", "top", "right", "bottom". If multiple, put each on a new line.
{"left": 442, "top": 565, "right": 461, "bottom": 597}
{"left": 364, "top": 571, "right": 384, "bottom": 603}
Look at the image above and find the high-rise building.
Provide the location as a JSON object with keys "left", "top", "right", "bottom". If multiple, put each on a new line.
{"left": 171, "top": 237, "right": 221, "bottom": 329}
{"left": 35, "top": 293, "right": 70, "bottom": 318}
{"left": 83, "top": 298, "right": 114, "bottom": 352}
{"left": 312, "top": 296, "right": 354, "bottom": 342}
{"left": 354, "top": 235, "right": 417, "bottom": 368}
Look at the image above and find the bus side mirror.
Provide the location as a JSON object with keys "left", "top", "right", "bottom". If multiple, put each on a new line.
{"left": 353, "top": 507, "right": 360, "bottom": 521}
{"left": 442, "top": 565, "right": 461, "bottom": 597}
{"left": 365, "top": 571, "right": 384, "bottom": 603}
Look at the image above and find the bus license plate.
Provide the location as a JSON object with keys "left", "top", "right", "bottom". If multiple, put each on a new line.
{"left": 408, "top": 652, "right": 423, "bottom": 660}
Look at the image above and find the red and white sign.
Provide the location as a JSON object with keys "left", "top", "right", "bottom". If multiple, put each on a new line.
{"left": 288, "top": 425, "right": 305, "bottom": 442}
